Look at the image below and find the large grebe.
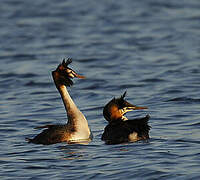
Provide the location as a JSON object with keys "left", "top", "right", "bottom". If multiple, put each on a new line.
{"left": 101, "top": 92, "right": 151, "bottom": 145}
{"left": 26, "top": 58, "right": 92, "bottom": 145}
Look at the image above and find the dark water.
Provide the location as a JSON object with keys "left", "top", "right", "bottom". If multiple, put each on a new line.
{"left": 1, "top": 0, "right": 200, "bottom": 179}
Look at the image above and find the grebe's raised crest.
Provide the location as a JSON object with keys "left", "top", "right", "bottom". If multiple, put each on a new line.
{"left": 53, "top": 58, "right": 85, "bottom": 87}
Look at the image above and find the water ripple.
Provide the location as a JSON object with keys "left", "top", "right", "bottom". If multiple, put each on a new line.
{"left": 167, "top": 97, "right": 200, "bottom": 103}
{"left": 1, "top": 0, "right": 200, "bottom": 179}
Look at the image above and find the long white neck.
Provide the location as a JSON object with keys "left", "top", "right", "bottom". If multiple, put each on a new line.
{"left": 58, "top": 85, "right": 90, "bottom": 132}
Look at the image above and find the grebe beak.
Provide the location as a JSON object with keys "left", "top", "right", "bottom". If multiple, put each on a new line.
{"left": 122, "top": 105, "right": 147, "bottom": 113}
{"left": 127, "top": 105, "right": 148, "bottom": 110}
{"left": 68, "top": 70, "right": 85, "bottom": 79}
{"left": 74, "top": 73, "right": 85, "bottom": 79}
{"left": 121, "top": 101, "right": 148, "bottom": 114}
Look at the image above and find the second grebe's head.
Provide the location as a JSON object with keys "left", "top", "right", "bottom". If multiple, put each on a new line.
{"left": 103, "top": 91, "right": 147, "bottom": 122}
{"left": 52, "top": 58, "right": 85, "bottom": 86}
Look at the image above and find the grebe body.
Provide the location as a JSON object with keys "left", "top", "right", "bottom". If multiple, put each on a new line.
{"left": 101, "top": 92, "right": 150, "bottom": 145}
{"left": 26, "top": 59, "right": 92, "bottom": 145}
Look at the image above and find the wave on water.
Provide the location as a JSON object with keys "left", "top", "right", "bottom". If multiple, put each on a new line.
{"left": 0, "top": 72, "right": 38, "bottom": 79}
{"left": 24, "top": 80, "right": 51, "bottom": 87}
{"left": 167, "top": 97, "right": 200, "bottom": 103}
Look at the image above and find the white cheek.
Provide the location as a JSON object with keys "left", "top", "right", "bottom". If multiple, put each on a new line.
{"left": 68, "top": 73, "right": 75, "bottom": 78}
{"left": 122, "top": 115, "right": 128, "bottom": 121}
{"left": 66, "top": 69, "right": 74, "bottom": 77}
{"left": 119, "top": 109, "right": 125, "bottom": 115}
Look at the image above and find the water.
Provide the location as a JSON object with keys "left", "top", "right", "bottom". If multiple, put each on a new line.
{"left": 1, "top": 0, "right": 200, "bottom": 179}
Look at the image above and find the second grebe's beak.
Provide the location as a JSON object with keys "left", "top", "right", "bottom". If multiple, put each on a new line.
{"left": 121, "top": 101, "right": 148, "bottom": 114}
{"left": 123, "top": 105, "right": 147, "bottom": 111}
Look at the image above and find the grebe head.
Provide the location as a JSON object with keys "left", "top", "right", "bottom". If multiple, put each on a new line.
{"left": 103, "top": 91, "right": 147, "bottom": 122}
{"left": 52, "top": 58, "right": 85, "bottom": 86}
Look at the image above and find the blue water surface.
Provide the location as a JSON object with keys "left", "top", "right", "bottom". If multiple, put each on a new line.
{"left": 1, "top": 0, "right": 200, "bottom": 179}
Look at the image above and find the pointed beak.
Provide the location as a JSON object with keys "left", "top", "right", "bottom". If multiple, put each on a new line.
{"left": 121, "top": 100, "right": 148, "bottom": 114}
{"left": 75, "top": 73, "right": 85, "bottom": 79}
{"left": 125, "top": 105, "right": 148, "bottom": 111}
{"left": 72, "top": 71, "right": 85, "bottom": 79}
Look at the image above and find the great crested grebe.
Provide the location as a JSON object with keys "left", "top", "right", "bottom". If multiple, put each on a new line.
{"left": 26, "top": 58, "right": 92, "bottom": 145}
{"left": 101, "top": 92, "right": 151, "bottom": 145}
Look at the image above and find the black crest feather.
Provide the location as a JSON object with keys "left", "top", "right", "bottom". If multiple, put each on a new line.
{"left": 121, "top": 91, "right": 127, "bottom": 99}
{"left": 53, "top": 58, "right": 74, "bottom": 87}
{"left": 62, "top": 58, "right": 72, "bottom": 68}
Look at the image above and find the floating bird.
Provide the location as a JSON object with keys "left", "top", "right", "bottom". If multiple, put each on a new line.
{"left": 101, "top": 92, "right": 150, "bottom": 144}
{"left": 26, "top": 58, "right": 92, "bottom": 145}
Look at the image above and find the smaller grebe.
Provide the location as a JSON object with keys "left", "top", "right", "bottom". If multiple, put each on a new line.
{"left": 26, "top": 58, "right": 92, "bottom": 145}
{"left": 101, "top": 92, "right": 150, "bottom": 145}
